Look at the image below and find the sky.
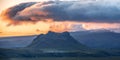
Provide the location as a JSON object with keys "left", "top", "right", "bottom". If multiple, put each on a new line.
{"left": 0, "top": 0, "right": 120, "bottom": 37}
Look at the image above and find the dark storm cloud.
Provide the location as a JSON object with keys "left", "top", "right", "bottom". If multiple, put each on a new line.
{"left": 2, "top": 1, "right": 120, "bottom": 23}
{"left": 2, "top": 2, "right": 36, "bottom": 20}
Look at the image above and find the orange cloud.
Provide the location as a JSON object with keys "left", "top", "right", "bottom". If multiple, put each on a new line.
{"left": 1, "top": 19, "right": 120, "bottom": 37}
{"left": 81, "top": 22, "right": 119, "bottom": 30}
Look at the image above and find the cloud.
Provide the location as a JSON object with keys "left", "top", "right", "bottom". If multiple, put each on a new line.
{"left": 1, "top": 1, "right": 120, "bottom": 23}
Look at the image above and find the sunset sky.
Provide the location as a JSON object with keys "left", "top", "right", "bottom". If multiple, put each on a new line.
{"left": 0, "top": 0, "right": 120, "bottom": 37}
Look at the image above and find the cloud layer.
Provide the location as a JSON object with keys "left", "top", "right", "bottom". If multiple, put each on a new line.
{"left": 1, "top": 1, "right": 120, "bottom": 23}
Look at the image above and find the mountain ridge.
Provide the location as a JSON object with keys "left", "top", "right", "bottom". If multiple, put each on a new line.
{"left": 70, "top": 30, "right": 120, "bottom": 49}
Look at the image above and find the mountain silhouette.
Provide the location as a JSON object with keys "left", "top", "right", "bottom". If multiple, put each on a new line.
{"left": 28, "top": 31, "right": 87, "bottom": 50}
{"left": 0, "top": 31, "right": 119, "bottom": 57}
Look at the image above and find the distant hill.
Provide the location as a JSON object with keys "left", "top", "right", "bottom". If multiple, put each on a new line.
{"left": 70, "top": 30, "right": 120, "bottom": 49}
{"left": 0, "top": 35, "right": 36, "bottom": 48}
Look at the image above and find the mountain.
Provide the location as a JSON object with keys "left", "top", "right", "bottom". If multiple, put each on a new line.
{"left": 70, "top": 30, "right": 120, "bottom": 49}
{"left": 1, "top": 31, "right": 120, "bottom": 57}
{"left": 28, "top": 31, "right": 87, "bottom": 50}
